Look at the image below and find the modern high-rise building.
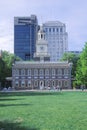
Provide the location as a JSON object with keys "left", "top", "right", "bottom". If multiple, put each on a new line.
{"left": 43, "top": 21, "right": 68, "bottom": 61}
{"left": 14, "top": 15, "right": 38, "bottom": 60}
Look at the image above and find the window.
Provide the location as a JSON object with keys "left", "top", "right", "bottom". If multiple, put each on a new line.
{"left": 41, "top": 34, "right": 43, "bottom": 39}
{"left": 39, "top": 69, "right": 44, "bottom": 76}
{"left": 34, "top": 80, "right": 38, "bottom": 87}
{"left": 53, "top": 28, "right": 55, "bottom": 32}
{"left": 45, "top": 80, "right": 50, "bottom": 87}
{"left": 57, "top": 28, "right": 59, "bottom": 32}
{"left": 34, "top": 69, "right": 38, "bottom": 76}
{"left": 45, "top": 69, "right": 49, "bottom": 75}
{"left": 64, "top": 81, "right": 68, "bottom": 87}
{"left": 28, "top": 80, "right": 31, "bottom": 87}
{"left": 21, "top": 80, "right": 25, "bottom": 87}
{"left": 52, "top": 69, "right": 56, "bottom": 75}
{"left": 52, "top": 80, "right": 55, "bottom": 87}
{"left": 21, "top": 69, "right": 25, "bottom": 76}
{"left": 64, "top": 69, "right": 68, "bottom": 75}
{"left": 60, "top": 27, "right": 63, "bottom": 33}
{"left": 58, "top": 69, "right": 62, "bottom": 75}
{"left": 49, "top": 28, "right": 51, "bottom": 32}
{"left": 58, "top": 80, "right": 62, "bottom": 87}
{"left": 15, "top": 69, "right": 19, "bottom": 76}
{"left": 28, "top": 69, "right": 31, "bottom": 76}
{"left": 15, "top": 81, "right": 19, "bottom": 87}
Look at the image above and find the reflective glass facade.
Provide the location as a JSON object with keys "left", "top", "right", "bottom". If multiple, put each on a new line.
{"left": 14, "top": 15, "right": 38, "bottom": 60}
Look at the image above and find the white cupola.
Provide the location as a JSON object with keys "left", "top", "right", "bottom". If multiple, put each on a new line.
{"left": 34, "top": 26, "right": 50, "bottom": 62}
{"left": 38, "top": 26, "right": 45, "bottom": 40}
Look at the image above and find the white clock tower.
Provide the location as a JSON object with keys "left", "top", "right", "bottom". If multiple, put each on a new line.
{"left": 34, "top": 26, "right": 50, "bottom": 62}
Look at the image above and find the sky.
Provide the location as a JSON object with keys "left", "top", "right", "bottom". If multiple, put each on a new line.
{"left": 0, "top": 0, "right": 87, "bottom": 53}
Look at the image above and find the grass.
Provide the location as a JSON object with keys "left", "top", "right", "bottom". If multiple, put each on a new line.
{"left": 0, "top": 91, "right": 87, "bottom": 130}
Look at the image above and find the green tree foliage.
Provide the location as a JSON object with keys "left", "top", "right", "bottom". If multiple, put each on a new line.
{"left": 0, "top": 58, "right": 6, "bottom": 87}
{"left": 61, "top": 52, "right": 80, "bottom": 78}
{"left": 75, "top": 60, "right": 82, "bottom": 86}
{"left": 0, "top": 50, "right": 21, "bottom": 87}
{"left": 75, "top": 42, "right": 87, "bottom": 87}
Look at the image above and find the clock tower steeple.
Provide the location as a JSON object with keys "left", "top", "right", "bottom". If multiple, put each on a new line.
{"left": 34, "top": 26, "right": 50, "bottom": 62}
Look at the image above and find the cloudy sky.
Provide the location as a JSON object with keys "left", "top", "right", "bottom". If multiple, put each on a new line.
{"left": 0, "top": 0, "right": 87, "bottom": 53}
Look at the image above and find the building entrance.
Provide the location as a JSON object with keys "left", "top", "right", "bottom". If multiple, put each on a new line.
{"left": 39, "top": 80, "right": 44, "bottom": 90}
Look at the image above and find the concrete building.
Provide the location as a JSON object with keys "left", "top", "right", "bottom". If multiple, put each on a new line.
{"left": 43, "top": 21, "right": 68, "bottom": 61}
{"left": 14, "top": 15, "right": 38, "bottom": 60}
{"left": 12, "top": 26, "right": 72, "bottom": 90}
{"left": 12, "top": 61, "right": 72, "bottom": 90}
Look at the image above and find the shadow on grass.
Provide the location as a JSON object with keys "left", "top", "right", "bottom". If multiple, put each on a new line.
{"left": 0, "top": 120, "right": 39, "bottom": 130}
{"left": 0, "top": 91, "right": 62, "bottom": 97}
{"left": 0, "top": 98, "right": 24, "bottom": 101}
{"left": 0, "top": 103, "right": 32, "bottom": 107}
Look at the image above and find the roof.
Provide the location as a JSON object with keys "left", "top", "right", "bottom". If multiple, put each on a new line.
{"left": 43, "top": 21, "right": 65, "bottom": 27}
{"left": 12, "top": 61, "right": 72, "bottom": 69}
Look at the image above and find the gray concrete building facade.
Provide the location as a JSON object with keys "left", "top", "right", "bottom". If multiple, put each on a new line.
{"left": 43, "top": 21, "right": 68, "bottom": 61}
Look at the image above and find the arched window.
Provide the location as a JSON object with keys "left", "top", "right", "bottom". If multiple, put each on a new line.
{"left": 39, "top": 69, "right": 44, "bottom": 76}
{"left": 58, "top": 69, "right": 62, "bottom": 75}
{"left": 52, "top": 69, "right": 55, "bottom": 75}
{"left": 28, "top": 80, "right": 31, "bottom": 88}
{"left": 45, "top": 80, "right": 50, "bottom": 87}
{"left": 58, "top": 80, "right": 62, "bottom": 87}
{"left": 64, "top": 81, "right": 68, "bottom": 88}
{"left": 41, "top": 34, "right": 43, "bottom": 39}
{"left": 21, "top": 69, "right": 25, "bottom": 76}
{"left": 28, "top": 69, "right": 31, "bottom": 76}
{"left": 64, "top": 69, "right": 68, "bottom": 75}
{"left": 15, "top": 69, "right": 19, "bottom": 76}
{"left": 21, "top": 80, "right": 25, "bottom": 87}
{"left": 52, "top": 80, "right": 55, "bottom": 87}
{"left": 34, "top": 69, "right": 38, "bottom": 76}
{"left": 45, "top": 69, "right": 49, "bottom": 75}
{"left": 15, "top": 81, "right": 19, "bottom": 87}
{"left": 34, "top": 80, "right": 38, "bottom": 87}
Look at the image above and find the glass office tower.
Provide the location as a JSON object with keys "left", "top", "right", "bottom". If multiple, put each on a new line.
{"left": 14, "top": 15, "right": 38, "bottom": 60}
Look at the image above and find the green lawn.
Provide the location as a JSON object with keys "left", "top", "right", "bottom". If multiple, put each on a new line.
{"left": 0, "top": 91, "right": 87, "bottom": 130}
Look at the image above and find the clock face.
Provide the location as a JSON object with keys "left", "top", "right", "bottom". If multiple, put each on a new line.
{"left": 40, "top": 46, "right": 44, "bottom": 51}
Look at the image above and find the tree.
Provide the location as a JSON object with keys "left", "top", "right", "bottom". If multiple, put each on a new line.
{"left": 0, "top": 57, "right": 6, "bottom": 88}
{"left": 75, "top": 42, "right": 87, "bottom": 87}
{"left": 75, "top": 60, "right": 82, "bottom": 85}
{"left": 61, "top": 52, "right": 80, "bottom": 78}
{"left": 0, "top": 50, "right": 21, "bottom": 88}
